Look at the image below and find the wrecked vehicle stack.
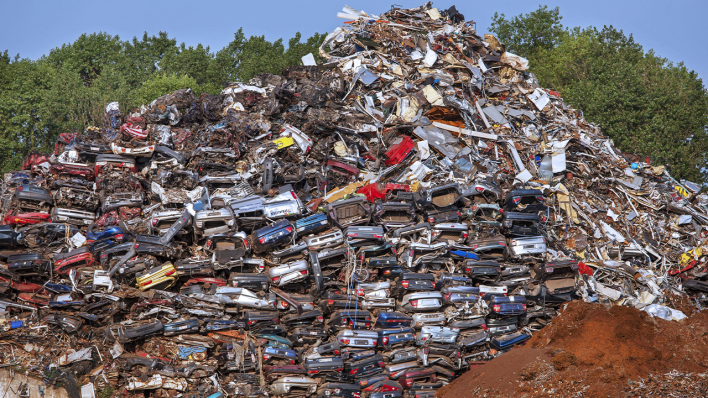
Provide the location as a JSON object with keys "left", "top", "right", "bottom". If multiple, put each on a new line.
{"left": 1, "top": 4, "right": 707, "bottom": 397}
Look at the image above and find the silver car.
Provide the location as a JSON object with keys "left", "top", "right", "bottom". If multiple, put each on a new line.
{"left": 50, "top": 207, "right": 96, "bottom": 226}
{"left": 270, "top": 376, "right": 317, "bottom": 396}
{"left": 411, "top": 312, "right": 446, "bottom": 328}
{"left": 267, "top": 260, "right": 309, "bottom": 287}
{"left": 336, "top": 329, "right": 379, "bottom": 348}
{"left": 194, "top": 208, "right": 235, "bottom": 237}
{"left": 401, "top": 291, "right": 443, "bottom": 312}
{"left": 509, "top": 236, "right": 547, "bottom": 257}
{"left": 303, "top": 229, "right": 344, "bottom": 251}
{"left": 416, "top": 326, "right": 460, "bottom": 345}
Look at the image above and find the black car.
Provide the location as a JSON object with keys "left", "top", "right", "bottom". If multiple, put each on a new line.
{"left": 13, "top": 184, "right": 53, "bottom": 212}
{"left": 391, "top": 273, "right": 435, "bottom": 298}
{"left": 503, "top": 189, "right": 546, "bottom": 213}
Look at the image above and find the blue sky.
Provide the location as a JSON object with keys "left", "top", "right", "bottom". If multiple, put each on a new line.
{"left": 2, "top": 1, "right": 706, "bottom": 84}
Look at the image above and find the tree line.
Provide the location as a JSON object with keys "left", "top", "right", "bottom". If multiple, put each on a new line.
{"left": 0, "top": 30, "right": 325, "bottom": 171}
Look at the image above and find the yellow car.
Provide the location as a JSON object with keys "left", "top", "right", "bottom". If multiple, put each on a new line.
{"left": 135, "top": 262, "right": 177, "bottom": 291}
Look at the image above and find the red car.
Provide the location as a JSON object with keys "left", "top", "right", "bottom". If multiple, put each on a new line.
{"left": 53, "top": 249, "right": 97, "bottom": 274}
{"left": 3, "top": 209, "right": 51, "bottom": 226}
{"left": 50, "top": 163, "right": 95, "bottom": 181}
{"left": 357, "top": 182, "right": 411, "bottom": 202}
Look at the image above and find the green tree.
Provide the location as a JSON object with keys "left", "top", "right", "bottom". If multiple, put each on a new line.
{"left": 45, "top": 32, "right": 126, "bottom": 86}
{"left": 0, "top": 55, "right": 50, "bottom": 170}
{"left": 160, "top": 43, "right": 221, "bottom": 94}
{"left": 491, "top": 7, "right": 708, "bottom": 183}
{"left": 490, "top": 5, "right": 566, "bottom": 58}
{"left": 132, "top": 73, "right": 198, "bottom": 108}
{"left": 122, "top": 32, "right": 179, "bottom": 86}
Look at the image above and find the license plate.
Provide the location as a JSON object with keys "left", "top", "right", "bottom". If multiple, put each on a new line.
{"left": 523, "top": 245, "right": 535, "bottom": 249}
{"left": 420, "top": 299, "right": 438, "bottom": 306}
{"left": 310, "top": 331, "right": 319, "bottom": 335}
{"left": 423, "top": 314, "right": 439, "bottom": 319}
{"left": 355, "top": 340, "right": 368, "bottom": 345}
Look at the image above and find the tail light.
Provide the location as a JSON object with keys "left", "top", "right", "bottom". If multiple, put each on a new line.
{"left": 512, "top": 197, "right": 522, "bottom": 204}
{"left": 403, "top": 379, "right": 413, "bottom": 388}
{"left": 327, "top": 299, "right": 334, "bottom": 305}
{"left": 316, "top": 316, "right": 323, "bottom": 322}
{"left": 444, "top": 293, "right": 451, "bottom": 301}
{"left": 280, "top": 300, "right": 289, "bottom": 308}
{"left": 357, "top": 288, "right": 364, "bottom": 296}
{"left": 463, "top": 232, "right": 468, "bottom": 239}
{"left": 350, "top": 368, "right": 358, "bottom": 375}
{"left": 428, "top": 217, "right": 434, "bottom": 223}
{"left": 141, "top": 280, "right": 152, "bottom": 286}
{"left": 262, "top": 354, "right": 271, "bottom": 361}
{"left": 522, "top": 304, "right": 527, "bottom": 311}
{"left": 409, "top": 300, "right": 418, "bottom": 307}
{"left": 165, "top": 270, "right": 175, "bottom": 276}
{"left": 289, "top": 359, "right": 295, "bottom": 365}
{"left": 471, "top": 205, "right": 477, "bottom": 210}
{"left": 115, "top": 234, "right": 124, "bottom": 240}
{"left": 372, "top": 340, "right": 377, "bottom": 346}
{"left": 308, "top": 370, "right": 319, "bottom": 374}
{"left": 205, "top": 240, "right": 212, "bottom": 249}
{"left": 285, "top": 227, "right": 293, "bottom": 233}
{"left": 536, "top": 195, "right": 544, "bottom": 201}
{"left": 340, "top": 339, "right": 350, "bottom": 345}
{"left": 373, "top": 234, "right": 383, "bottom": 239}
{"left": 258, "top": 237, "right": 266, "bottom": 244}
{"left": 243, "top": 239, "right": 249, "bottom": 248}
{"left": 475, "top": 187, "right": 485, "bottom": 192}
{"left": 383, "top": 270, "right": 391, "bottom": 275}
{"left": 401, "top": 281, "right": 409, "bottom": 288}
{"left": 481, "top": 324, "right": 489, "bottom": 331}
{"left": 456, "top": 211, "right": 461, "bottom": 216}
{"left": 349, "top": 233, "right": 358, "bottom": 237}
{"left": 499, "top": 242, "right": 506, "bottom": 246}
{"left": 382, "top": 337, "right": 389, "bottom": 345}
{"left": 492, "top": 305, "right": 501, "bottom": 312}
{"left": 151, "top": 219, "right": 158, "bottom": 227}
{"left": 271, "top": 276, "right": 280, "bottom": 283}
{"left": 380, "top": 384, "right": 397, "bottom": 392}
{"left": 378, "top": 361, "right": 386, "bottom": 368}
{"left": 291, "top": 191, "right": 297, "bottom": 199}
{"left": 248, "top": 320, "right": 257, "bottom": 325}
{"left": 17, "top": 186, "right": 22, "bottom": 192}
{"left": 300, "top": 270, "right": 308, "bottom": 275}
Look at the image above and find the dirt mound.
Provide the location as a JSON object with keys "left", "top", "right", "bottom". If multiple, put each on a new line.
{"left": 438, "top": 302, "right": 708, "bottom": 398}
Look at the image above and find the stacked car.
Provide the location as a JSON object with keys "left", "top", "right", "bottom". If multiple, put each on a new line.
{"left": 0, "top": 4, "right": 702, "bottom": 397}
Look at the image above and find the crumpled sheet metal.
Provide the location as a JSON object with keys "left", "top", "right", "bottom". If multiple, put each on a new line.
{"left": 1, "top": 3, "right": 708, "bottom": 398}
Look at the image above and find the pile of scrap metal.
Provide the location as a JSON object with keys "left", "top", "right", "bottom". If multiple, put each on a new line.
{"left": 0, "top": 4, "right": 705, "bottom": 398}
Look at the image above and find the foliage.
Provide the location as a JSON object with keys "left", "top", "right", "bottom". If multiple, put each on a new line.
{"left": 491, "top": 7, "right": 708, "bottom": 183}
{"left": 133, "top": 73, "right": 198, "bottom": 108}
{"left": 490, "top": 6, "right": 566, "bottom": 58}
{"left": 0, "top": 29, "right": 325, "bottom": 172}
